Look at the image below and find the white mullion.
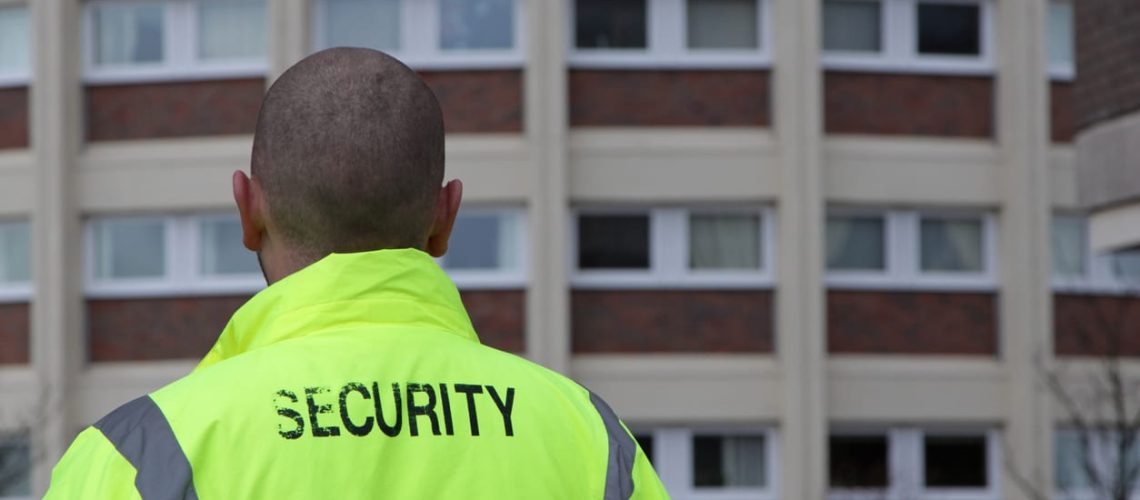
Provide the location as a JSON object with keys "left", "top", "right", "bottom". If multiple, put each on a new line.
{"left": 660, "top": 428, "right": 693, "bottom": 495}
{"left": 166, "top": 1, "right": 193, "bottom": 71}
{"left": 653, "top": 0, "right": 684, "bottom": 57}
{"left": 402, "top": 0, "right": 431, "bottom": 61}
{"left": 985, "top": 430, "right": 1001, "bottom": 498}
{"left": 982, "top": 213, "right": 998, "bottom": 284}
{"left": 761, "top": 207, "right": 775, "bottom": 280}
{"left": 653, "top": 208, "right": 686, "bottom": 283}
{"left": 893, "top": 428, "right": 923, "bottom": 499}
{"left": 166, "top": 216, "right": 191, "bottom": 287}
{"left": 979, "top": 0, "right": 995, "bottom": 66}
{"left": 889, "top": 211, "right": 915, "bottom": 282}
{"left": 891, "top": 0, "right": 916, "bottom": 63}
{"left": 758, "top": 0, "right": 772, "bottom": 58}
{"left": 0, "top": 224, "right": 9, "bottom": 284}
{"left": 764, "top": 428, "right": 780, "bottom": 499}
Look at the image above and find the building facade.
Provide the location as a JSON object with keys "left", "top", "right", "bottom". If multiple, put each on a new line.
{"left": 0, "top": 0, "right": 1135, "bottom": 498}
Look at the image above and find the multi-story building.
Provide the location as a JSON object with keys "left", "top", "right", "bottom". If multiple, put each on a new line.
{"left": 0, "top": 0, "right": 1135, "bottom": 498}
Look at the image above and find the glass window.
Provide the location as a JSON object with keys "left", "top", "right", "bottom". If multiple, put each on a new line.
{"left": 1048, "top": 1, "right": 1074, "bottom": 67}
{"left": 200, "top": 217, "right": 260, "bottom": 276}
{"left": 1052, "top": 215, "right": 1086, "bottom": 278}
{"left": 93, "top": 218, "right": 167, "bottom": 280}
{"left": 0, "top": 221, "right": 30, "bottom": 284}
{"left": 689, "top": 214, "right": 761, "bottom": 270}
{"left": 823, "top": 0, "right": 881, "bottom": 52}
{"left": 687, "top": 0, "right": 759, "bottom": 49}
{"left": 920, "top": 217, "right": 984, "bottom": 273}
{"left": 575, "top": 0, "right": 647, "bottom": 49}
{"left": 93, "top": 3, "right": 166, "bottom": 66}
{"left": 0, "top": 6, "right": 29, "bottom": 74}
{"left": 578, "top": 215, "right": 650, "bottom": 270}
{"left": 693, "top": 434, "right": 766, "bottom": 488}
{"left": 917, "top": 3, "right": 981, "bottom": 56}
{"left": 440, "top": 0, "right": 514, "bottom": 50}
{"left": 323, "top": 0, "right": 401, "bottom": 51}
{"left": 198, "top": 0, "right": 267, "bottom": 61}
{"left": 0, "top": 434, "right": 29, "bottom": 497}
{"left": 1055, "top": 431, "right": 1091, "bottom": 491}
{"left": 826, "top": 215, "right": 886, "bottom": 271}
{"left": 1111, "top": 247, "right": 1140, "bottom": 283}
{"left": 924, "top": 435, "right": 988, "bottom": 488}
{"left": 442, "top": 212, "right": 519, "bottom": 271}
{"left": 830, "top": 434, "right": 889, "bottom": 488}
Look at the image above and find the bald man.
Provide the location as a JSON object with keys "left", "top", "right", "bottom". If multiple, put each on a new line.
{"left": 45, "top": 49, "right": 667, "bottom": 499}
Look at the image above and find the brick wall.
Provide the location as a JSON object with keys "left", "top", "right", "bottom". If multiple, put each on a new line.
{"left": 1054, "top": 294, "right": 1140, "bottom": 357}
{"left": 828, "top": 291, "right": 998, "bottom": 355}
{"left": 1052, "top": 82, "right": 1076, "bottom": 143}
{"left": 461, "top": 290, "right": 525, "bottom": 353}
{"left": 1074, "top": 0, "right": 1140, "bottom": 130}
{"left": 824, "top": 72, "right": 993, "bottom": 138}
{"left": 85, "top": 78, "right": 265, "bottom": 141}
{"left": 569, "top": 70, "right": 770, "bottom": 127}
{"left": 571, "top": 290, "right": 773, "bottom": 353}
{"left": 87, "top": 296, "right": 249, "bottom": 362}
{"left": 0, "top": 303, "right": 29, "bottom": 364}
{"left": 419, "top": 70, "right": 523, "bottom": 133}
{"left": 0, "top": 87, "right": 28, "bottom": 150}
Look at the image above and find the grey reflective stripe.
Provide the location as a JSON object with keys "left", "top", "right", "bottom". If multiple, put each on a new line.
{"left": 589, "top": 391, "right": 636, "bottom": 500}
{"left": 94, "top": 395, "right": 199, "bottom": 500}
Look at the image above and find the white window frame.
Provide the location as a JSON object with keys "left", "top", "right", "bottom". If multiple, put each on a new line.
{"left": 821, "top": 0, "right": 995, "bottom": 76}
{"left": 0, "top": 220, "right": 31, "bottom": 304}
{"left": 1051, "top": 214, "right": 1140, "bottom": 294}
{"left": 568, "top": 0, "right": 773, "bottom": 69}
{"left": 826, "top": 208, "right": 998, "bottom": 291}
{"left": 437, "top": 207, "right": 528, "bottom": 290}
{"left": 85, "top": 213, "right": 265, "bottom": 298}
{"left": 83, "top": 0, "right": 269, "bottom": 84}
{"left": 634, "top": 426, "right": 779, "bottom": 500}
{"left": 570, "top": 206, "right": 776, "bottom": 289}
{"left": 0, "top": 4, "right": 32, "bottom": 88}
{"left": 828, "top": 427, "right": 1001, "bottom": 500}
{"left": 1046, "top": 0, "right": 1075, "bottom": 81}
{"left": 312, "top": 0, "right": 526, "bottom": 70}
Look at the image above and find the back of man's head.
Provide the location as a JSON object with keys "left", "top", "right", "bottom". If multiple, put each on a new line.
{"left": 251, "top": 48, "right": 445, "bottom": 260}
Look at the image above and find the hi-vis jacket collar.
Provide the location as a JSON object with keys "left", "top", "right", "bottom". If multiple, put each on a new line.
{"left": 195, "top": 248, "right": 479, "bottom": 372}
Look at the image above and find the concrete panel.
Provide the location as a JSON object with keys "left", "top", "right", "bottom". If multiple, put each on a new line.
{"left": 1050, "top": 146, "right": 1079, "bottom": 208}
{"left": 1077, "top": 111, "right": 1140, "bottom": 209}
{"left": 828, "top": 357, "right": 1007, "bottom": 422}
{"left": 1089, "top": 202, "right": 1140, "bottom": 252}
{"left": 74, "top": 362, "right": 195, "bottom": 424}
{"left": 0, "top": 151, "right": 33, "bottom": 215}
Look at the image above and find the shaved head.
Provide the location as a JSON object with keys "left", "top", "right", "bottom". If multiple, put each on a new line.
{"left": 251, "top": 48, "right": 445, "bottom": 260}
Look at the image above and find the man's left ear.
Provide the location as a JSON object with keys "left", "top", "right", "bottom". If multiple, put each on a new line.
{"left": 425, "top": 179, "right": 463, "bottom": 258}
{"left": 233, "top": 170, "right": 266, "bottom": 252}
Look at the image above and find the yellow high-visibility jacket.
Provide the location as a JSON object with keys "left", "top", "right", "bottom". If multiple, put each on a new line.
{"left": 46, "top": 249, "right": 668, "bottom": 499}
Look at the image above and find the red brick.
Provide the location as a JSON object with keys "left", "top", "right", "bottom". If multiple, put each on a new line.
{"left": 571, "top": 290, "right": 773, "bottom": 353}
{"left": 1074, "top": 0, "right": 1140, "bottom": 130}
{"left": 824, "top": 72, "right": 994, "bottom": 138}
{"left": 569, "top": 70, "right": 770, "bottom": 127}
{"left": 419, "top": 70, "right": 523, "bottom": 133}
{"left": 0, "top": 87, "right": 28, "bottom": 150}
{"left": 88, "top": 296, "right": 249, "bottom": 362}
{"left": 461, "top": 290, "right": 525, "bottom": 353}
{"left": 0, "top": 302, "right": 29, "bottom": 364}
{"left": 828, "top": 291, "right": 998, "bottom": 355}
{"left": 1052, "top": 82, "right": 1076, "bottom": 143}
{"left": 86, "top": 78, "right": 265, "bottom": 142}
{"left": 1054, "top": 294, "right": 1140, "bottom": 357}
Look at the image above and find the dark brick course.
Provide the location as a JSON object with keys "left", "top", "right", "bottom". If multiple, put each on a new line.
{"left": 461, "top": 290, "right": 525, "bottom": 353}
{"left": 1052, "top": 82, "right": 1076, "bottom": 143}
{"left": 571, "top": 290, "right": 773, "bottom": 353}
{"left": 1054, "top": 294, "right": 1140, "bottom": 357}
{"left": 86, "top": 79, "right": 265, "bottom": 141}
{"left": 824, "top": 72, "right": 994, "bottom": 138}
{"left": 569, "top": 70, "right": 770, "bottom": 127}
{"left": 1074, "top": 0, "right": 1140, "bottom": 130}
{"left": 0, "top": 87, "right": 28, "bottom": 150}
{"left": 828, "top": 291, "right": 998, "bottom": 355}
{"left": 0, "top": 302, "right": 29, "bottom": 364}
{"left": 88, "top": 296, "right": 249, "bottom": 362}
{"left": 419, "top": 70, "right": 524, "bottom": 133}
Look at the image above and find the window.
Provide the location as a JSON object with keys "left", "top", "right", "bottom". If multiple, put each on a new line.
{"left": 823, "top": 0, "right": 882, "bottom": 53}
{"left": 1055, "top": 431, "right": 1091, "bottom": 493}
{"left": 314, "top": 0, "right": 524, "bottom": 69}
{"left": 638, "top": 427, "right": 778, "bottom": 500}
{"left": 924, "top": 435, "right": 988, "bottom": 487}
{"left": 830, "top": 434, "right": 889, "bottom": 488}
{"left": 1052, "top": 214, "right": 1087, "bottom": 279}
{"left": 693, "top": 434, "right": 767, "bottom": 487}
{"left": 1110, "top": 247, "right": 1140, "bottom": 284}
{"left": 86, "top": 214, "right": 264, "bottom": 297}
{"left": 438, "top": 208, "right": 527, "bottom": 289}
{"left": 1055, "top": 430, "right": 1140, "bottom": 498}
{"left": 826, "top": 209, "right": 996, "bottom": 290}
{"left": 572, "top": 207, "right": 774, "bottom": 288}
{"left": 85, "top": 0, "right": 268, "bottom": 83}
{"left": 0, "top": 221, "right": 31, "bottom": 290}
{"left": 1047, "top": 0, "right": 1074, "bottom": 78}
{"left": 1050, "top": 214, "right": 1140, "bottom": 292}
{"left": 0, "top": 6, "right": 30, "bottom": 85}
{"left": 916, "top": 3, "right": 981, "bottom": 56}
{"left": 0, "top": 434, "right": 29, "bottom": 499}
{"left": 570, "top": 0, "right": 770, "bottom": 68}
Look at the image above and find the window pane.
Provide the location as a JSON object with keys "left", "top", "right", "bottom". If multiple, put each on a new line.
{"left": 634, "top": 434, "right": 654, "bottom": 465}
{"left": 1052, "top": 215, "right": 1086, "bottom": 277}
{"left": 687, "top": 0, "right": 759, "bottom": 49}
{"left": 0, "top": 221, "right": 30, "bottom": 284}
{"left": 324, "top": 0, "right": 400, "bottom": 51}
{"left": 823, "top": 0, "right": 881, "bottom": 52}
{"left": 93, "top": 218, "right": 166, "bottom": 280}
{"left": 826, "top": 216, "right": 885, "bottom": 271}
{"left": 578, "top": 215, "right": 650, "bottom": 269}
{"left": 920, "top": 217, "right": 984, "bottom": 272}
{"left": 917, "top": 3, "right": 981, "bottom": 56}
{"left": 830, "top": 435, "right": 888, "bottom": 487}
{"left": 443, "top": 213, "right": 519, "bottom": 271}
{"left": 200, "top": 217, "right": 260, "bottom": 276}
{"left": 1111, "top": 247, "right": 1140, "bottom": 283}
{"left": 1055, "top": 431, "right": 1091, "bottom": 491}
{"left": 693, "top": 435, "right": 766, "bottom": 488}
{"left": 199, "top": 0, "right": 267, "bottom": 61}
{"left": 575, "top": 0, "right": 647, "bottom": 49}
{"left": 440, "top": 0, "right": 514, "bottom": 50}
{"left": 0, "top": 7, "right": 29, "bottom": 73}
{"left": 690, "top": 214, "right": 761, "bottom": 270}
{"left": 1048, "top": 2, "right": 1074, "bottom": 66}
{"left": 924, "top": 435, "right": 988, "bottom": 488}
{"left": 94, "top": 4, "right": 165, "bottom": 65}
{"left": 0, "top": 434, "right": 29, "bottom": 496}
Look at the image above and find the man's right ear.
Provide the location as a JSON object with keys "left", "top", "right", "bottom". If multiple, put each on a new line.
{"left": 232, "top": 170, "right": 265, "bottom": 252}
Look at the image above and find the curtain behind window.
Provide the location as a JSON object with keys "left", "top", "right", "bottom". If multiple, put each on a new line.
{"left": 690, "top": 214, "right": 760, "bottom": 270}
{"left": 199, "top": 0, "right": 267, "bottom": 61}
{"left": 722, "top": 436, "right": 765, "bottom": 487}
{"left": 921, "top": 219, "right": 983, "bottom": 272}
{"left": 687, "top": 0, "right": 758, "bottom": 49}
{"left": 95, "top": 4, "right": 165, "bottom": 65}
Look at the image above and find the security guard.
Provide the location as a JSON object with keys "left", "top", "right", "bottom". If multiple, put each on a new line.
{"left": 46, "top": 48, "right": 667, "bottom": 499}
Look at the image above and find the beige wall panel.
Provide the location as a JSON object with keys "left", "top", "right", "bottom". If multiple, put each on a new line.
{"left": 1050, "top": 146, "right": 1079, "bottom": 209}
{"left": 73, "top": 362, "right": 194, "bottom": 424}
{"left": 0, "top": 367, "right": 38, "bottom": 429}
{"left": 0, "top": 152, "right": 33, "bottom": 215}
{"left": 1090, "top": 202, "right": 1140, "bottom": 251}
{"left": 571, "top": 355, "right": 781, "bottom": 423}
{"left": 829, "top": 357, "right": 1006, "bottom": 422}
{"left": 824, "top": 136, "right": 1001, "bottom": 206}
{"left": 1076, "top": 111, "right": 1140, "bottom": 209}
{"left": 568, "top": 129, "right": 779, "bottom": 202}
{"left": 445, "top": 134, "right": 532, "bottom": 203}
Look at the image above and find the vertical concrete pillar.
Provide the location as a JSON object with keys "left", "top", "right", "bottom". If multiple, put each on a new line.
{"left": 268, "top": 0, "right": 310, "bottom": 85}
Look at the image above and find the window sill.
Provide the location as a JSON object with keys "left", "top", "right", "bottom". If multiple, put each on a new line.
{"left": 822, "top": 57, "right": 995, "bottom": 77}
{"left": 83, "top": 65, "right": 268, "bottom": 86}
{"left": 826, "top": 276, "right": 998, "bottom": 292}
{"left": 85, "top": 279, "right": 264, "bottom": 299}
{"left": 569, "top": 51, "right": 773, "bottom": 70}
{"left": 0, "top": 286, "right": 31, "bottom": 304}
